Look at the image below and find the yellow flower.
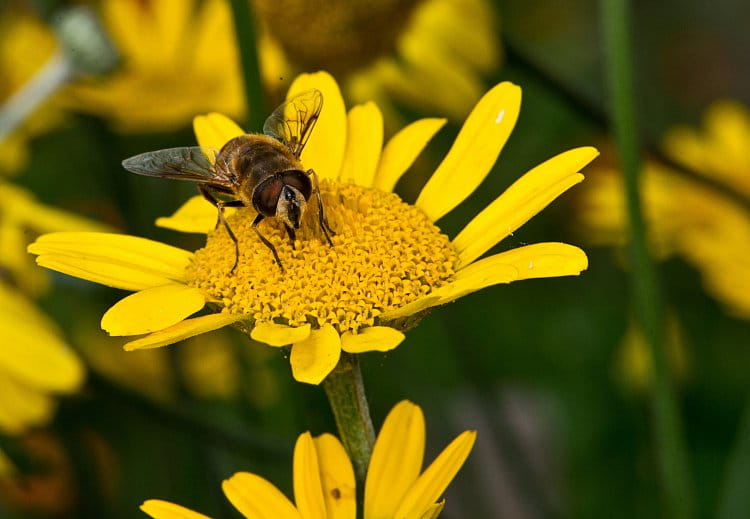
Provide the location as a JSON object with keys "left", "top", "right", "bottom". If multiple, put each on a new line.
{"left": 29, "top": 71, "right": 595, "bottom": 385}
{"left": 140, "top": 400, "right": 475, "bottom": 519}
{"left": 0, "top": 8, "right": 64, "bottom": 174}
{"left": 0, "top": 180, "right": 111, "bottom": 295}
{"left": 615, "top": 313, "right": 689, "bottom": 394}
{"left": 64, "top": 0, "right": 244, "bottom": 132}
{"left": 0, "top": 281, "right": 84, "bottom": 439}
{"left": 255, "top": 0, "right": 501, "bottom": 123}
{"left": 576, "top": 100, "right": 750, "bottom": 319}
{"left": 0, "top": 181, "right": 106, "bottom": 473}
{"left": 62, "top": 0, "right": 498, "bottom": 132}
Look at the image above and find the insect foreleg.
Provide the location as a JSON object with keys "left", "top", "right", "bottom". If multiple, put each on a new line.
{"left": 306, "top": 169, "right": 335, "bottom": 246}
{"left": 284, "top": 225, "right": 297, "bottom": 250}
{"left": 252, "top": 214, "right": 284, "bottom": 272}
{"left": 199, "top": 185, "right": 244, "bottom": 274}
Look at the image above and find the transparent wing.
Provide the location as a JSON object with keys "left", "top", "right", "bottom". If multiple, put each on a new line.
{"left": 263, "top": 89, "right": 323, "bottom": 159}
{"left": 122, "top": 147, "right": 231, "bottom": 185}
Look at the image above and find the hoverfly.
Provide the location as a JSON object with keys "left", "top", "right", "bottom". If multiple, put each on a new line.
{"left": 122, "top": 89, "right": 335, "bottom": 272}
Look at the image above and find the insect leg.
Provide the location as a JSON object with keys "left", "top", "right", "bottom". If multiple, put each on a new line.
{"left": 284, "top": 225, "right": 297, "bottom": 250}
{"left": 306, "top": 169, "right": 335, "bottom": 246}
{"left": 252, "top": 214, "right": 284, "bottom": 271}
{"left": 199, "top": 185, "right": 244, "bottom": 274}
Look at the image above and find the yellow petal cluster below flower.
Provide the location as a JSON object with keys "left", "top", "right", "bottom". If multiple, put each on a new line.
{"left": 140, "top": 400, "right": 475, "bottom": 519}
{"left": 29, "top": 71, "right": 596, "bottom": 385}
{"left": 576, "top": 100, "right": 750, "bottom": 319}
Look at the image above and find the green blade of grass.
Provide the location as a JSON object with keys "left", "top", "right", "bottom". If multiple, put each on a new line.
{"left": 228, "top": 0, "right": 265, "bottom": 130}
{"left": 601, "top": 0, "right": 694, "bottom": 517}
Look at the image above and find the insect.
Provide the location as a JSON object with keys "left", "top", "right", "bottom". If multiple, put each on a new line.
{"left": 121, "top": 89, "right": 335, "bottom": 272}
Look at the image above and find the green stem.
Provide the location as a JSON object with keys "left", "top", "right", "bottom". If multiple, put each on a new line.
{"left": 323, "top": 353, "right": 375, "bottom": 489}
{"left": 717, "top": 393, "right": 750, "bottom": 519}
{"left": 601, "top": 1, "right": 694, "bottom": 518}
{"left": 228, "top": 0, "right": 266, "bottom": 130}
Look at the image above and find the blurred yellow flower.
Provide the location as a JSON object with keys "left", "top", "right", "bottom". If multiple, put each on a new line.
{"left": 576, "top": 100, "right": 750, "bottom": 319}
{"left": 29, "top": 71, "right": 594, "bottom": 385}
{"left": 64, "top": 0, "right": 244, "bottom": 132}
{"left": 0, "top": 181, "right": 110, "bottom": 295}
{"left": 62, "top": 0, "right": 499, "bottom": 132}
{"left": 0, "top": 181, "right": 109, "bottom": 474}
{"left": 0, "top": 8, "right": 64, "bottom": 174}
{"left": 255, "top": 0, "right": 501, "bottom": 124}
{"left": 141, "top": 400, "right": 476, "bottom": 519}
{"left": 0, "top": 282, "right": 84, "bottom": 441}
{"left": 615, "top": 314, "right": 689, "bottom": 394}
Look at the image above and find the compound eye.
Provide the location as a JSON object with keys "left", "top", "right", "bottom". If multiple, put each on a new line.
{"left": 280, "top": 170, "right": 312, "bottom": 200}
{"left": 252, "top": 177, "right": 283, "bottom": 216}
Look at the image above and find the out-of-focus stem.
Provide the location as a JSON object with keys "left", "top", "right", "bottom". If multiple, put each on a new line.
{"left": 0, "top": 51, "right": 72, "bottom": 141}
{"left": 228, "top": 0, "right": 266, "bottom": 130}
{"left": 601, "top": 1, "right": 694, "bottom": 517}
{"left": 717, "top": 394, "right": 750, "bottom": 519}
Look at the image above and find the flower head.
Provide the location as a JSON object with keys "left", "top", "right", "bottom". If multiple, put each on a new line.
{"left": 255, "top": 0, "right": 501, "bottom": 122}
{"left": 576, "top": 100, "right": 750, "bottom": 318}
{"left": 30, "top": 71, "right": 595, "bottom": 384}
{"left": 64, "top": 0, "right": 244, "bottom": 131}
{"left": 140, "top": 400, "right": 475, "bottom": 519}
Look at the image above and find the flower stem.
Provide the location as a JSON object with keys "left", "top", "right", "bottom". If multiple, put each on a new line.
{"left": 717, "top": 393, "right": 750, "bottom": 519}
{"left": 601, "top": 1, "right": 694, "bottom": 518}
{"left": 323, "top": 353, "right": 375, "bottom": 488}
{"left": 228, "top": 0, "right": 266, "bottom": 130}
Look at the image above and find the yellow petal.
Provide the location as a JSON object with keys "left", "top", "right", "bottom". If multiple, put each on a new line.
{"left": 0, "top": 376, "right": 55, "bottom": 434}
{"left": 0, "top": 449, "right": 14, "bottom": 477}
{"left": 35, "top": 255, "right": 181, "bottom": 292}
{"left": 338, "top": 102, "right": 384, "bottom": 187}
{"left": 222, "top": 472, "right": 302, "bottom": 519}
{"left": 0, "top": 312, "right": 84, "bottom": 393}
{"left": 156, "top": 195, "right": 233, "bottom": 234}
{"left": 340, "top": 327, "right": 404, "bottom": 353}
{"left": 365, "top": 401, "right": 425, "bottom": 519}
{"left": 28, "top": 232, "right": 193, "bottom": 290}
{"left": 140, "top": 499, "right": 212, "bottom": 519}
{"left": 287, "top": 71, "right": 347, "bottom": 180}
{"left": 123, "top": 313, "right": 244, "bottom": 351}
{"left": 377, "top": 296, "right": 442, "bottom": 322}
{"left": 313, "top": 433, "right": 356, "bottom": 519}
{"left": 416, "top": 501, "right": 445, "bottom": 519}
{"left": 18, "top": 203, "right": 112, "bottom": 234}
{"left": 373, "top": 118, "right": 446, "bottom": 193}
{"left": 293, "top": 433, "right": 327, "bottom": 519}
{"left": 394, "top": 431, "right": 476, "bottom": 519}
{"left": 434, "top": 243, "right": 589, "bottom": 306}
{"left": 453, "top": 147, "right": 598, "bottom": 267}
{"left": 416, "top": 82, "right": 522, "bottom": 222}
{"left": 251, "top": 322, "right": 312, "bottom": 347}
{"left": 193, "top": 113, "right": 245, "bottom": 158}
{"left": 290, "top": 325, "right": 341, "bottom": 385}
{"left": 101, "top": 284, "right": 206, "bottom": 336}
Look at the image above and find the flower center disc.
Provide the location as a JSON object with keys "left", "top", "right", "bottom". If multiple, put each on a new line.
{"left": 186, "top": 180, "right": 457, "bottom": 333}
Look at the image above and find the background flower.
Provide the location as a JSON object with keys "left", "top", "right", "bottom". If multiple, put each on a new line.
{"left": 576, "top": 101, "right": 750, "bottom": 318}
